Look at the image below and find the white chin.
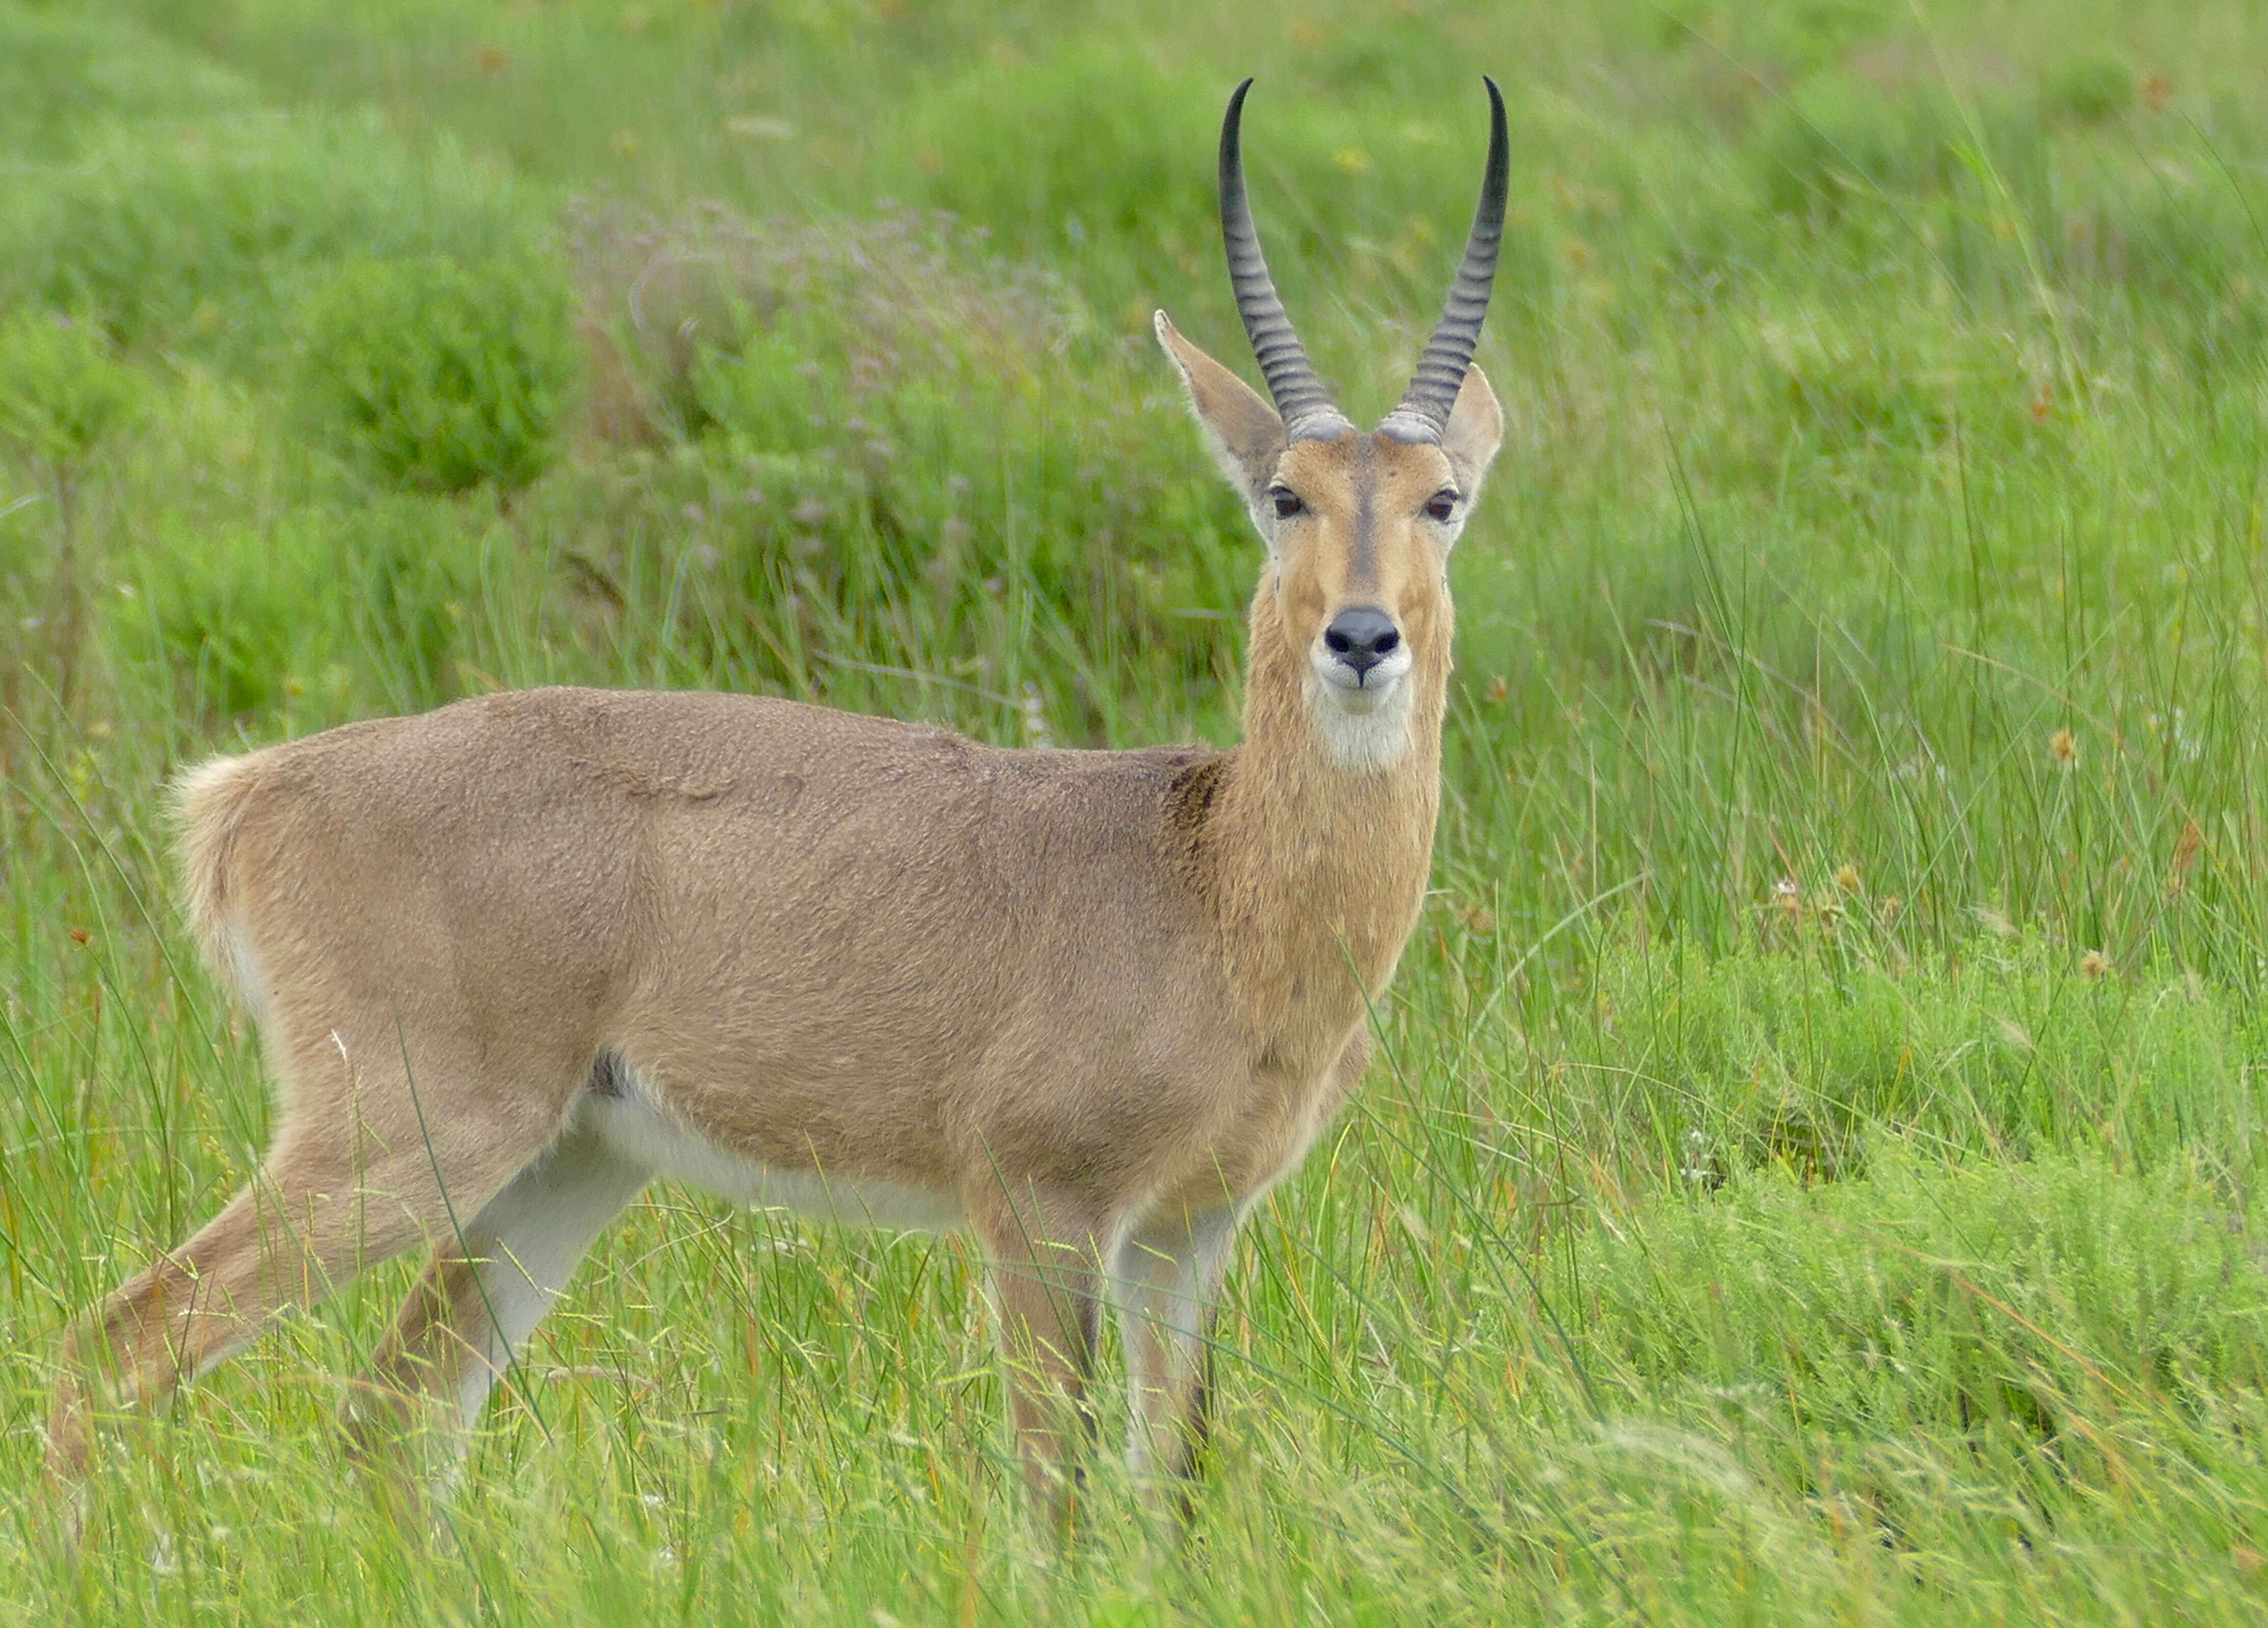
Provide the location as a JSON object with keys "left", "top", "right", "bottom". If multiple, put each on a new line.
{"left": 1327, "top": 677, "right": 1397, "bottom": 715}
{"left": 1306, "top": 668, "right": 1414, "bottom": 770}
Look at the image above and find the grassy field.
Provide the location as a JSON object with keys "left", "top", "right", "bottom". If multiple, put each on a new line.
{"left": 8, "top": 0, "right": 2268, "bottom": 1619}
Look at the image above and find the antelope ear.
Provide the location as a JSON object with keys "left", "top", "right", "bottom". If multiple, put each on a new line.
{"left": 1155, "top": 310, "right": 1285, "bottom": 511}
{"left": 1440, "top": 362, "right": 1504, "bottom": 505}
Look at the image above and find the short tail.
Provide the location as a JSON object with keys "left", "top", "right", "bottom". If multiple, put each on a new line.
{"left": 171, "top": 752, "right": 269, "bottom": 1006}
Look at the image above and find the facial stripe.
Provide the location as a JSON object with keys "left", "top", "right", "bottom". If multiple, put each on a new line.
{"left": 1347, "top": 439, "right": 1378, "bottom": 590}
{"left": 1349, "top": 488, "right": 1376, "bottom": 588}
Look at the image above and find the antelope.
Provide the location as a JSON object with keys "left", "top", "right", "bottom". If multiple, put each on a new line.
{"left": 46, "top": 77, "right": 1510, "bottom": 1522}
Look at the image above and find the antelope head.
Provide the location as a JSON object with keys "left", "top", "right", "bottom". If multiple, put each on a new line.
{"left": 1157, "top": 78, "right": 1510, "bottom": 771}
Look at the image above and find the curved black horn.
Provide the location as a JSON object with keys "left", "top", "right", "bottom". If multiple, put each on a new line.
{"left": 1219, "top": 78, "right": 1347, "bottom": 438}
{"left": 1381, "top": 77, "right": 1510, "bottom": 445}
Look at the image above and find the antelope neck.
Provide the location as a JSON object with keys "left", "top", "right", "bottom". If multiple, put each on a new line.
{"left": 1197, "top": 582, "right": 1447, "bottom": 1028}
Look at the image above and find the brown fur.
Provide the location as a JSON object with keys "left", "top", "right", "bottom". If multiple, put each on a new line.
{"left": 47, "top": 328, "right": 1502, "bottom": 1524}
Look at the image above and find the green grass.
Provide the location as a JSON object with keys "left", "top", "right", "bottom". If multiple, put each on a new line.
{"left": 8, "top": 0, "right": 2268, "bottom": 1619}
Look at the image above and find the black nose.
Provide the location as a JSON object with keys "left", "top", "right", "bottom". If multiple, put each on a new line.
{"left": 1322, "top": 606, "right": 1401, "bottom": 678}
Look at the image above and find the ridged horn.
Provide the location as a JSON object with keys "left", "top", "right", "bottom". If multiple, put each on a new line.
{"left": 1219, "top": 78, "right": 1348, "bottom": 440}
{"left": 1379, "top": 77, "right": 1510, "bottom": 446}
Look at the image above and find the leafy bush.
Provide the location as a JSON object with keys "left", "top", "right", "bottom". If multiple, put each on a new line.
{"left": 1658, "top": 0, "right": 1893, "bottom": 80}
{"left": 1560, "top": 933, "right": 2263, "bottom": 1182}
{"left": 561, "top": 206, "right": 1251, "bottom": 725}
{"left": 1581, "top": 1146, "right": 2268, "bottom": 1452}
{"left": 0, "top": 5, "right": 252, "bottom": 162}
{"left": 1748, "top": 72, "right": 2040, "bottom": 224}
{"left": 335, "top": 495, "right": 471, "bottom": 709}
{"left": 0, "top": 308, "right": 142, "bottom": 698}
{"left": 0, "top": 310, "right": 140, "bottom": 474}
{"left": 11, "top": 112, "right": 537, "bottom": 360}
{"left": 297, "top": 252, "right": 578, "bottom": 493}
{"left": 2041, "top": 54, "right": 2135, "bottom": 125}
{"left": 93, "top": 369, "right": 485, "bottom": 719}
{"left": 1750, "top": 73, "right": 1938, "bottom": 219}
{"left": 130, "top": 517, "right": 324, "bottom": 718}
{"left": 121, "top": 497, "right": 479, "bottom": 719}
{"left": 1752, "top": 304, "right": 2034, "bottom": 458}
{"left": 897, "top": 47, "right": 1213, "bottom": 283}
{"left": 890, "top": 43, "right": 1491, "bottom": 319}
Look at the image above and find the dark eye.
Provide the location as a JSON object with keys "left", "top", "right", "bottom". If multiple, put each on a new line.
{"left": 1425, "top": 490, "right": 1460, "bottom": 523}
{"left": 1271, "top": 488, "right": 1305, "bottom": 519}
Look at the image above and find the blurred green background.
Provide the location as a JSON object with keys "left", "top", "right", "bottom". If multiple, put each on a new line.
{"left": 10, "top": 1, "right": 2268, "bottom": 1621}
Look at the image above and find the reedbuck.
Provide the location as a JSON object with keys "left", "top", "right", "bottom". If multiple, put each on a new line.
{"left": 48, "top": 77, "right": 1510, "bottom": 1520}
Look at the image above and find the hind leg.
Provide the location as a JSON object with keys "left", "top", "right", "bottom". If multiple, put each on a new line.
{"left": 45, "top": 1031, "right": 582, "bottom": 1482}
{"left": 349, "top": 1108, "right": 648, "bottom": 1461}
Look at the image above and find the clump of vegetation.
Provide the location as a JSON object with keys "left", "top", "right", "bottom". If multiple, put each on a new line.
{"left": 120, "top": 495, "right": 475, "bottom": 721}
{"left": 1557, "top": 929, "right": 2261, "bottom": 1191}
{"left": 566, "top": 204, "right": 1246, "bottom": 721}
{"left": 2041, "top": 53, "right": 2136, "bottom": 125}
{"left": 1749, "top": 72, "right": 1917, "bottom": 219}
{"left": 335, "top": 495, "right": 472, "bottom": 709}
{"left": 0, "top": 5, "right": 252, "bottom": 162}
{"left": 16, "top": 113, "right": 535, "bottom": 361}
{"left": 296, "top": 252, "right": 579, "bottom": 493}
{"left": 1745, "top": 70, "right": 2023, "bottom": 221}
{"left": 0, "top": 309, "right": 140, "bottom": 706}
{"left": 0, "top": 311, "right": 139, "bottom": 515}
{"left": 1752, "top": 304, "right": 2041, "bottom": 459}
{"left": 131, "top": 518, "right": 319, "bottom": 719}
{"left": 894, "top": 46, "right": 1215, "bottom": 297}
{"left": 1570, "top": 1145, "right": 2268, "bottom": 1541}
{"left": 889, "top": 41, "right": 1490, "bottom": 320}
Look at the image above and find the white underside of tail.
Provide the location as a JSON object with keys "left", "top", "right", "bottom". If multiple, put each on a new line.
{"left": 215, "top": 920, "right": 274, "bottom": 1030}
{"left": 173, "top": 750, "right": 273, "bottom": 1013}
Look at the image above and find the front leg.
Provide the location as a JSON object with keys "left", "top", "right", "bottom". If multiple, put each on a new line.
{"left": 1109, "top": 1201, "right": 1241, "bottom": 1516}
{"left": 967, "top": 1186, "right": 1108, "bottom": 1533}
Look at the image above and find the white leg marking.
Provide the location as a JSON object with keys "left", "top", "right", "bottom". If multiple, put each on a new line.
{"left": 450, "top": 1116, "right": 650, "bottom": 1426}
{"left": 1109, "top": 1203, "right": 1241, "bottom": 1475}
